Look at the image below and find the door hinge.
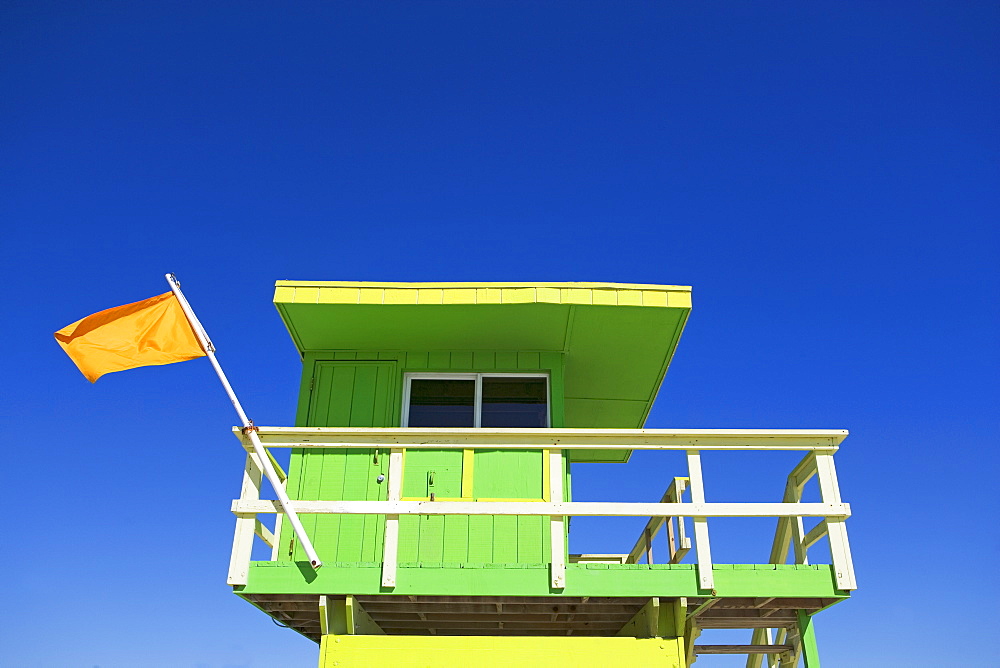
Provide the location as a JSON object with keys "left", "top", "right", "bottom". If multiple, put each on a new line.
{"left": 309, "top": 377, "right": 315, "bottom": 391}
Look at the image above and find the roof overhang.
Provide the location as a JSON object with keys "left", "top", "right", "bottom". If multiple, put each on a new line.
{"left": 274, "top": 281, "right": 691, "bottom": 461}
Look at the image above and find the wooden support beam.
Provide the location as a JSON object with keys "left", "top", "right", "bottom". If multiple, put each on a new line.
{"left": 797, "top": 610, "right": 820, "bottom": 668}
{"left": 253, "top": 518, "right": 275, "bottom": 548}
{"left": 318, "top": 595, "right": 346, "bottom": 636}
{"left": 549, "top": 449, "right": 566, "bottom": 589}
{"left": 345, "top": 595, "right": 385, "bottom": 635}
{"left": 319, "top": 596, "right": 385, "bottom": 635}
{"left": 696, "top": 645, "right": 794, "bottom": 655}
{"left": 616, "top": 598, "right": 660, "bottom": 638}
{"left": 685, "top": 597, "right": 718, "bottom": 620}
{"left": 241, "top": 426, "right": 849, "bottom": 451}
{"left": 381, "top": 448, "right": 403, "bottom": 588}
{"left": 227, "top": 453, "right": 263, "bottom": 586}
{"left": 687, "top": 450, "right": 714, "bottom": 590}
{"left": 234, "top": 499, "right": 850, "bottom": 518}
{"left": 802, "top": 520, "right": 829, "bottom": 549}
{"left": 814, "top": 453, "right": 857, "bottom": 590}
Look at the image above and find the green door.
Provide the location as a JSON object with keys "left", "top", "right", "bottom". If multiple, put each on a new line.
{"left": 285, "top": 361, "right": 396, "bottom": 562}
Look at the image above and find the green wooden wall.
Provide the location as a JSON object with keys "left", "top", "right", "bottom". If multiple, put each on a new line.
{"left": 280, "top": 350, "right": 568, "bottom": 566}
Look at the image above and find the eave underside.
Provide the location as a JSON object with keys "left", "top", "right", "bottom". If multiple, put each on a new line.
{"left": 237, "top": 563, "right": 847, "bottom": 642}
{"left": 242, "top": 593, "right": 844, "bottom": 643}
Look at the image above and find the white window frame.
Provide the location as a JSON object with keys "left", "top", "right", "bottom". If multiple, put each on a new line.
{"left": 401, "top": 372, "right": 551, "bottom": 428}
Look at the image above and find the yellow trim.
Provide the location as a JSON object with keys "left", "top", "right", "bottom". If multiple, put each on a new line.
{"left": 274, "top": 281, "right": 692, "bottom": 310}
{"left": 319, "top": 635, "right": 685, "bottom": 667}
{"left": 276, "top": 280, "right": 691, "bottom": 290}
{"left": 461, "top": 448, "right": 474, "bottom": 498}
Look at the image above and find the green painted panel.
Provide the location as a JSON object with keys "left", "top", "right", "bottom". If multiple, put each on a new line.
{"left": 283, "top": 361, "right": 395, "bottom": 562}
{"left": 492, "top": 516, "right": 518, "bottom": 563}
{"left": 467, "top": 516, "right": 494, "bottom": 562}
{"left": 417, "top": 516, "right": 445, "bottom": 562}
{"left": 402, "top": 450, "right": 462, "bottom": 498}
{"left": 284, "top": 351, "right": 568, "bottom": 566}
{"left": 495, "top": 351, "right": 517, "bottom": 369}
{"left": 442, "top": 515, "right": 470, "bottom": 562}
{"left": 240, "top": 562, "right": 851, "bottom": 599}
{"left": 406, "top": 351, "right": 428, "bottom": 369}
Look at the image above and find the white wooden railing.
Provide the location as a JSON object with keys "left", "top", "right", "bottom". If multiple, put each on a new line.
{"left": 227, "top": 428, "right": 855, "bottom": 593}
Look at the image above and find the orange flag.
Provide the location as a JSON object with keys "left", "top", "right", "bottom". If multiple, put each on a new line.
{"left": 55, "top": 292, "right": 207, "bottom": 382}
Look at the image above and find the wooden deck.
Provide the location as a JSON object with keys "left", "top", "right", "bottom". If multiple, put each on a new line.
{"left": 241, "top": 593, "right": 841, "bottom": 642}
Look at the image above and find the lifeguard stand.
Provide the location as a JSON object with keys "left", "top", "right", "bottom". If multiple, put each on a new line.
{"left": 228, "top": 281, "right": 854, "bottom": 667}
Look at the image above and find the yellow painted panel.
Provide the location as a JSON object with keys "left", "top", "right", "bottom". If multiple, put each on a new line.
{"left": 461, "top": 449, "right": 474, "bottom": 498}
{"left": 501, "top": 288, "right": 536, "bottom": 304}
{"left": 561, "top": 288, "right": 592, "bottom": 304}
{"left": 277, "top": 280, "right": 691, "bottom": 291}
{"left": 275, "top": 281, "right": 692, "bottom": 309}
{"left": 417, "top": 289, "right": 444, "bottom": 304}
{"left": 591, "top": 289, "right": 617, "bottom": 305}
{"left": 358, "top": 288, "right": 383, "bottom": 304}
{"left": 319, "top": 635, "right": 684, "bottom": 667}
{"left": 641, "top": 290, "right": 668, "bottom": 307}
{"left": 476, "top": 288, "right": 502, "bottom": 304}
{"left": 616, "top": 289, "right": 642, "bottom": 306}
{"left": 535, "top": 287, "right": 561, "bottom": 303}
{"left": 273, "top": 286, "right": 296, "bottom": 303}
{"left": 318, "top": 287, "right": 360, "bottom": 304}
{"left": 384, "top": 289, "right": 418, "bottom": 304}
{"left": 666, "top": 291, "right": 692, "bottom": 308}
{"left": 442, "top": 288, "right": 477, "bottom": 304}
{"left": 294, "top": 287, "right": 320, "bottom": 304}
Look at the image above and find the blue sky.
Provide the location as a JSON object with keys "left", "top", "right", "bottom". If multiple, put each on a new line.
{"left": 3, "top": 3, "right": 997, "bottom": 666}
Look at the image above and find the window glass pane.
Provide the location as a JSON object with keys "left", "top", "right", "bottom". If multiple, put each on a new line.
{"left": 481, "top": 377, "right": 548, "bottom": 428}
{"left": 407, "top": 379, "right": 475, "bottom": 427}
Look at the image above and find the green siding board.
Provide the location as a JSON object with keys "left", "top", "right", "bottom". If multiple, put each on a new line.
{"left": 283, "top": 361, "right": 395, "bottom": 562}
{"left": 427, "top": 351, "right": 450, "bottom": 369}
{"left": 406, "top": 351, "right": 429, "bottom": 369}
{"left": 473, "top": 351, "right": 494, "bottom": 369}
{"left": 493, "top": 516, "right": 518, "bottom": 563}
{"left": 495, "top": 351, "right": 517, "bottom": 369}
{"left": 473, "top": 450, "right": 542, "bottom": 498}
{"left": 517, "top": 351, "right": 540, "bottom": 369}
{"left": 516, "top": 516, "right": 543, "bottom": 563}
{"left": 443, "top": 515, "right": 470, "bottom": 562}
{"left": 450, "top": 351, "right": 473, "bottom": 369}
{"left": 418, "top": 516, "right": 445, "bottom": 563}
{"left": 398, "top": 515, "right": 420, "bottom": 562}
{"left": 337, "top": 451, "right": 368, "bottom": 560}
{"left": 467, "top": 516, "right": 494, "bottom": 562}
{"left": 283, "top": 351, "right": 569, "bottom": 568}
{"left": 240, "top": 562, "right": 849, "bottom": 599}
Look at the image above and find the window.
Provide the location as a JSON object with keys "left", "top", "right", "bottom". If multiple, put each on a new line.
{"left": 402, "top": 374, "right": 549, "bottom": 428}
{"left": 400, "top": 373, "right": 551, "bottom": 502}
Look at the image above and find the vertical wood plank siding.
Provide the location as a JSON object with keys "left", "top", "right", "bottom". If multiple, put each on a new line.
{"left": 283, "top": 351, "right": 567, "bottom": 566}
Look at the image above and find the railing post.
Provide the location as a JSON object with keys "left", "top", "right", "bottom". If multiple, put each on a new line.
{"left": 549, "top": 449, "right": 566, "bottom": 589}
{"left": 270, "top": 504, "right": 284, "bottom": 562}
{"left": 686, "top": 450, "right": 714, "bottom": 591}
{"left": 814, "top": 452, "right": 857, "bottom": 590}
{"left": 228, "top": 452, "right": 263, "bottom": 585}
{"left": 791, "top": 484, "right": 809, "bottom": 566}
{"left": 380, "top": 448, "right": 404, "bottom": 588}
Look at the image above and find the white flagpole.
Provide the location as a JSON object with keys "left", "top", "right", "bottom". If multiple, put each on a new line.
{"left": 165, "top": 273, "right": 323, "bottom": 569}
